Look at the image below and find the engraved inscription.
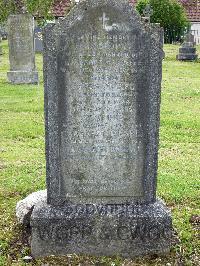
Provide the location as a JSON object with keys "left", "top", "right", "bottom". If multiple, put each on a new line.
{"left": 8, "top": 15, "right": 34, "bottom": 71}
{"left": 37, "top": 220, "right": 171, "bottom": 243}
{"left": 58, "top": 9, "right": 146, "bottom": 199}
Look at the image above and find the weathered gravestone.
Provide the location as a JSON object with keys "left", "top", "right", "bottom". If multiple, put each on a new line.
{"left": 177, "top": 32, "right": 198, "bottom": 61}
{"left": 142, "top": 4, "right": 153, "bottom": 23}
{"left": 34, "top": 27, "right": 43, "bottom": 53}
{"left": 7, "top": 14, "right": 38, "bottom": 84}
{"left": 30, "top": 0, "right": 172, "bottom": 258}
{"left": 0, "top": 24, "right": 8, "bottom": 40}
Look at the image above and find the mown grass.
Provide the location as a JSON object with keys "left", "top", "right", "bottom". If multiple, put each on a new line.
{"left": 0, "top": 41, "right": 199, "bottom": 265}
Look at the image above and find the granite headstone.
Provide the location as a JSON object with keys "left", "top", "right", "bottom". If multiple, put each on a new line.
{"left": 0, "top": 24, "right": 8, "bottom": 40}
{"left": 30, "top": 0, "right": 172, "bottom": 258}
{"left": 177, "top": 32, "right": 198, "bottom": 61}
{"left": 7, "top": 14, "right": 38, "bottom": 84}
{"left": 185, "top": 32, "right": 195, "bottom": 44}
{"left": 34, "top": 27, "right": 43, "bottom": 53}
{"left": 142, "top": 4, "right": 153, "bottom": 23}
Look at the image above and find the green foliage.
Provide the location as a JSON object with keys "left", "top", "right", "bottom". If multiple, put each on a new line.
{"left": 135, "top": 0, "right": 149, "bottom": 14}
{"left": 0, "top": 0, "right": 72, "bottom": 23}
{"left": 0, "top": 0, "right": 16, "bottom": 23}
{"left": 136, "top": 0, "right": 190, "bottom": 43}
{"left": 0, "top": 0, "right": 27, "bottom": 20}
{"left": 25, "top": 0, "right": 55, "bottom": 22}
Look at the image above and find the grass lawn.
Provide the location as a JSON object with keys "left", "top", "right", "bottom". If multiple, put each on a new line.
{"left": 0, "top": 41, "right": 199, "bottom": 265}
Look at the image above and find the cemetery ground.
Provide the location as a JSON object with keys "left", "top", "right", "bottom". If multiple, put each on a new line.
{"left": 0, "top": 41, "right": 199, "bottom": 266}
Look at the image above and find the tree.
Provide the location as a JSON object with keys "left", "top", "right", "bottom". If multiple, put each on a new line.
{"left": 0, "top": 0, "right": 73, "bottom": 24}
{"left": 25, "top": 0, "right": 55, "bottom": 22}
{"left": 0, "top": 1, "right": 16, "bottom": 23}
{"left": 136, "top": 0, "right": 190, "bottom": 43}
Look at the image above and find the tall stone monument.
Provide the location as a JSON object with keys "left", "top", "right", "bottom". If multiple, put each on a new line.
{"left": 7, "top": 14, "right": 38, "bottom": 84}
{"left": 30, "top": 0, "right": 172, "bottom": 258}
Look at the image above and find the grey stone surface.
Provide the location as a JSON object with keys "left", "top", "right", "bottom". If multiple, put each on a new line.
{"left": 176, "top": 53, "right": 198, "bottom": 61}
{"left": 30, "top": 0, "right": 172, "bottom": 258}
{"left": 142, "top": 4, "right": 153, "bottom": 23}
{"left": 7, "top": 71, "right": 38, "bottom": 84}
{"left": 0, "top": 24, "right": 8, "bottom": 40}
{"left": 179, "top": 47, "right": 196, "bottom": 54}
{"left": 31, "top": 196, "right": 172, "bottom": 258}
{"left": 7, "top": 14, "right": 39, "bottom": 84}
{"left": 43, "top": 0, "right": 164, "bottom": 206}
{"left": 34, "top": 27, "right": 43, "bottom": 53}
{"left": 182, "top": 42, "right": 194, "bottom": 48}
{"left": 185, "top": 32, "right": 195, "bottom": 44}
{"left": 16, "top": 190, "right": 46, "bottom": 225}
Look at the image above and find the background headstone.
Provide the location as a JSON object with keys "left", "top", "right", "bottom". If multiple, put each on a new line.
{"left": 29, "top": 0, "right": 172, "bottom": 258}
{"left": 7, "top": 14, "right": 38, "bottom": 84}
{"left": 177, "top": 32, "right": 198, "bottom": 61}
{"left": 142, "top": 4, "right": 153, "bottom": 23}
{"left": 185, "top": 32, "right": 195, "bottom": 44}
{"left": 34, "top": 27, "right": 43, "bottom": 53}
{"left": 0, "top": 24, "right": 8, "bottom": 40}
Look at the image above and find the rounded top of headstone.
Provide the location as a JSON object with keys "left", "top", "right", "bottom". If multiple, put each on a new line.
{"left": 8, "top": 13, "right": 33, "bottom": 20}
{"left": 46, "top": 0, "right": 161, "bottom": 35}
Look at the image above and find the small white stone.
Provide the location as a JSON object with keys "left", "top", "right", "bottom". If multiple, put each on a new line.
{"left": 23, "top": 256, "right": 33, "bottom": 262}
{"left": 16, "top": 190, "right": 47, "bottom": 225}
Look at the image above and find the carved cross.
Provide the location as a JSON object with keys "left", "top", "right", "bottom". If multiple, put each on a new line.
{"left": 99, "top": 12, "right": 110, "bottom": 29}
{"left": 143, "top": 4, "right": 153, "bottom": 19}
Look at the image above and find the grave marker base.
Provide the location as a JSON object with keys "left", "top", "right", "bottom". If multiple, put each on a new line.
{"left": 7, "top": 71, "right": 39, "bottom": 84}
{"left": 176, "top": 54, "right": 198, "bottom": 61}
{"left": 31, "top": 198, "right": 172, "bottom": 258}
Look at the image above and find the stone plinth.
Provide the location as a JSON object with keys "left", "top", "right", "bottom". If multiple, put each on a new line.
{"left": 31, "top": 198, "right": 172, "bottom": 258}
{"left": 7, "top": 14, "right": 38, "bottom": 84}
{"left": 7, "top": 71, "right": 38, "bottom": 84}
{"left": 177, "top": 38, "right": 198, "bottom": 61}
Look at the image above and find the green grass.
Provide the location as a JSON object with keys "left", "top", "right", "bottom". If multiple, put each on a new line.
{"left": 0, "top": 41, "right": 199, "bottom": 265}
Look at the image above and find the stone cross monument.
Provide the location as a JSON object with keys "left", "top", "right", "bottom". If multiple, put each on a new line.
{"left": 7, "top": 14, "right": 38, "bottom": 84}
{"left": 143, "top": 4, "right": 153, "bottom": 22}
{"left": 30, "top": 0, "right": 172, "bottom": 258}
